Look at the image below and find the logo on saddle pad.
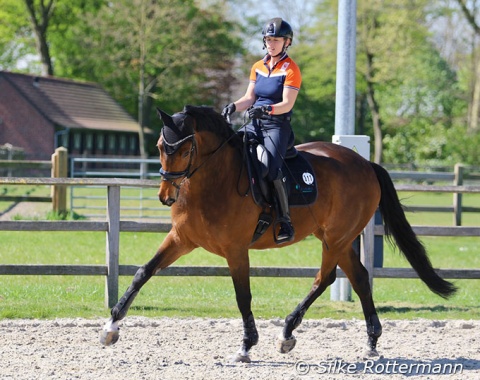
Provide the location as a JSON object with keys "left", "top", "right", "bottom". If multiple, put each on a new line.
{"left": 302, "top": 172, "right": 314, "bottom": 185}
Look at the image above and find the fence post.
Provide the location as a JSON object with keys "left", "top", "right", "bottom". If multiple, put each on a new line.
{"left": 6, "top": 143, "right": 13, "bottom": 177}
{"left": 453, "top": 164, "right": 464, "bottom": 226}
{"left": 361, "top": 217, "right": 375, "bottom": 289}
{"left": 51, "top": 147, "right": 68, "bottom": 213}
{"left": 105, "top": 185, "right": 120, "bottom": 308}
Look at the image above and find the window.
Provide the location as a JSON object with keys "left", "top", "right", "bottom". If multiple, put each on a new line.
{"left": 85, "top": 133, "right": 93, "bottom": 151}
{"left": 97, "top": 134, "right": 104, "bottom": 151}
{"left": 73, "top": 132, "right": 81, "bottom": 150}
{"left": 129, "top": 134, "right": 137, "bottom": 154}
{"left": 119, "top": 135, "right": 127, "bottom": 154}
{"left": 108, "top": 134, "right": 116, "bottom": 153}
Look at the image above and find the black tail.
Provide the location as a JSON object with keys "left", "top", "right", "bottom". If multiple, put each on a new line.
{"left": 370, "top": 162, "right": 457, "bottom": 299}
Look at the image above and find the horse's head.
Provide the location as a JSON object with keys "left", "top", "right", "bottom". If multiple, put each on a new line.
{"left": 156, "top": 107, "right": 196, "bottom": 206}
{"left": 156, "top": 105, "right": 240, "bottom": 207}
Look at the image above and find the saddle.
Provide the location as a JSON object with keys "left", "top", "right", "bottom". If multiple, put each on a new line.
{"left": 242, "top": 133, "right": 318, "bottom": 243}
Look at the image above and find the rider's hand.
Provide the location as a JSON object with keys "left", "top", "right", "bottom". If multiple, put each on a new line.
{"left": 248, "top": 105, "right": 269, "bottom": 119}
{"left": 221, "top": 103, "right": 236, "bottom": 122}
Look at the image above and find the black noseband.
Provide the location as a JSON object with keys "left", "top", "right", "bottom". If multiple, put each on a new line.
{"left": 159, "top": 137, "right": 196, "bottom": 186}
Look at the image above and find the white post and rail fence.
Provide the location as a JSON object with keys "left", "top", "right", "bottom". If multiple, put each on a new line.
{"left": 0, "top": 147, "right": 475, "bottom": 225}
{"left": 0, "top": 147, "right": 68, "bottom": 213}
{"left": 0, "top": 176, "right": 479, "bottom": 309}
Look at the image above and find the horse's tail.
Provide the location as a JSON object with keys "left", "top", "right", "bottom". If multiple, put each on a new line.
{"left": 370, "top": 162, "right": 457, "bottom": 299}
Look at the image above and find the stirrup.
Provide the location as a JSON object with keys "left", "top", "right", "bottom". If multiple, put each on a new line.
{"left": 274, "top": 219, "right": 294, "bottom": 244}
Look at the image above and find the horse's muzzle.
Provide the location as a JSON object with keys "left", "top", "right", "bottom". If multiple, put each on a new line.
{"left": 159, "top": 194, "right": 176, "bottom": 207}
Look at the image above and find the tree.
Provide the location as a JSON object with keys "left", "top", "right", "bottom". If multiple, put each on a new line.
{"left": 23, "top": 0, "right": 54, "bottom": 76}
{"left": 355, "top": 0, "right": 433, "bottom": 163}
{"left": 52, "top": 0, "right": 243, "bottom": 155}
{"left": 289, "top": 0, "right": 338, "bottom": 142}
{"left": 381, "top": 43, "right": 461, "bottom": 165}
{"left": 0, "top": 0, "right": 105, "bottom": 75}
{"left": 454, "top": 0, "right": 480, "bottom": 133}
{"left": 0, "top": 0, "right": 35, "bottom": 71}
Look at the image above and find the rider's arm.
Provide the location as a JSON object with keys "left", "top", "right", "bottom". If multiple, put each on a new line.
{"left": 268, "top": 87, "right": 299, "bottom": 115}
{"left": 233, "top": 82, "right": 256, "bottom": 112}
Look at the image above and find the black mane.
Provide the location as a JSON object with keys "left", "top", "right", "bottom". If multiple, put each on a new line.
{"left": 181, "top": 105, "right": 242, "bottom": 148}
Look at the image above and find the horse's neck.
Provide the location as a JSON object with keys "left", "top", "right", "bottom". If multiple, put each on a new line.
{"left": 195, "top": 141, "right": 244, "bottom": 192}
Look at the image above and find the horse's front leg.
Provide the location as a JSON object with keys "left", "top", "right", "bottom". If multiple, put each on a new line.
{"left": 227, "top": 254, "right": 258, "bottom": 363}
{"left": 100, "top": 232, "right": 192, "bottom": 346}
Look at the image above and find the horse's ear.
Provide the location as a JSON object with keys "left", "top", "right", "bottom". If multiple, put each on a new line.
{"left": 156, "top": 107, "right": 175, "bottom": 128}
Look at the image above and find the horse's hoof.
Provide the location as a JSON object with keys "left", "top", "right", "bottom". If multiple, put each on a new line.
{"left": 363, "top": 348, "right": 379, "bottom": 359}
{"left": 231, "top": 353, "right": 251, "bottom": 363}
{"left": 100, "top": 319, "right": 120, "bottom": 346}
{"left": 100, "top": 329, "right": 119, "bottom": 346}
{"left": 231, "top": 347, "right": 251, "bottom": 363}
{"left": 276, "top": 334, "right": 297, "bottom": 354}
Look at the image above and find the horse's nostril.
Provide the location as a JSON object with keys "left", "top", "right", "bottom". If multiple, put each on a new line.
{"left": 160, "top": 196, "right": 175, "bottom": 207}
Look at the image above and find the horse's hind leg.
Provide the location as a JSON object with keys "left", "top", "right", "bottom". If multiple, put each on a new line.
{"left": 100, "top": 232, "right": 193, "bottom": 346}
{"left": 277, "top": 241, "right": 337, "bottom": 354}
{"left": 338, "top": 247, "right": 382, "bottom": 357}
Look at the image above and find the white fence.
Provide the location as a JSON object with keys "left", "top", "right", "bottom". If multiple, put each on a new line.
{"left": 0, "top": 177, "right": 479, "bottom": 309}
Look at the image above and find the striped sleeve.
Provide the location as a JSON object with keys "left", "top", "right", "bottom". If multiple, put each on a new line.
{"left": 284, "top": 59, "right": 301, "bottom": 91}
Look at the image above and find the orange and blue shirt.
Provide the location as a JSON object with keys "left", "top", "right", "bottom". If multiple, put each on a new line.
{"left": 249, "top": 53, "right": 302, "bottom": 117}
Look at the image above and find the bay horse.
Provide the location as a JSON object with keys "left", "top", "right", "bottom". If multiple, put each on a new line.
{"left": 100, "top": 105, "right": 456, "bottom": 362}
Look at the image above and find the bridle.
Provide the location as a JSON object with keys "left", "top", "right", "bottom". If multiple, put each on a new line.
{"left": 158, "top": 125, "right": 239, "bottom": 192}
{"left": 158, "top": 129, "right": 196, "bottom": 190}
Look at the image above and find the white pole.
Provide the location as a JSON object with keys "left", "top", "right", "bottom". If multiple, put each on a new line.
{"left": 331, "top": 0, "right": 357, "bottom": 302}
{"left": 334, "top": 0, "right": 357, "bottom": 135}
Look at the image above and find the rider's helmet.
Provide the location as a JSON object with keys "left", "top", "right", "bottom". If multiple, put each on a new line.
{"left": 262, "top": 18, "right": 293, "bottom": 42}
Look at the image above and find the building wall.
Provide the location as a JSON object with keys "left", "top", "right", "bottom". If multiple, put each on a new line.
{"left": 0, "top": 78, "right": 55, "bottom": 160}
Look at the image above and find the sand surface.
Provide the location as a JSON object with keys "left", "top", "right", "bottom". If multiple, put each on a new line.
{"left": 0, "top": 317, "right": 479, "bottom": 379}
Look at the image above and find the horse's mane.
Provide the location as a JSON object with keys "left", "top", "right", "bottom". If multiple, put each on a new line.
{"left": 182, "top": 105, "right": 242, "bottom": 149}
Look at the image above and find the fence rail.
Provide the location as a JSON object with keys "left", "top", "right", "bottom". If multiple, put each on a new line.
{"left": 392, "top": 164, "right": 480, "bottom": 226}
{"left": 0, "top": 177, "right": 479, "bottom": 308}
{"left": 0, "top": 160, "right": 52, "bottom": 170}
{"left": 2, "top": 156, "right": 479, "bottom": 223}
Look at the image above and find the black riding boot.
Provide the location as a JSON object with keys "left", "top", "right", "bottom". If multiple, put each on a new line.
{"left": 272, "top": 173, "right": 294, "bottom": 244}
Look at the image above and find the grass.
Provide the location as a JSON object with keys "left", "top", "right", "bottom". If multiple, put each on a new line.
{"left": 0, "top": 187, "right": 479, "bottom": 321}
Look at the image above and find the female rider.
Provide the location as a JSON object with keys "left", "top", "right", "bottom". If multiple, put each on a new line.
{"left": 222, "top": 17, "right": 302, "bottom": 244}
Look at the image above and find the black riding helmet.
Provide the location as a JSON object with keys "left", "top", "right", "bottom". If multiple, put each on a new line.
{"left": 262, "top": 18, "right": 293, "bottom": 54}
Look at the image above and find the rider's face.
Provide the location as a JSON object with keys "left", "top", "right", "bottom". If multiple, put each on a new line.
{"left": 264, "top": 37, "right": 289, "bottom": 55}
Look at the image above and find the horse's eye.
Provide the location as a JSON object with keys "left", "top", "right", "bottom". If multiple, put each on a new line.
{"left": 182, "top": 150, "right": 190, "bottom": 158}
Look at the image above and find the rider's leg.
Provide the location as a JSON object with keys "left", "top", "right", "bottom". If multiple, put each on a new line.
{"left": 272, "top": 168, "right": 294, "bottom": 243}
